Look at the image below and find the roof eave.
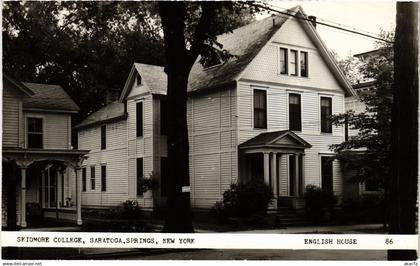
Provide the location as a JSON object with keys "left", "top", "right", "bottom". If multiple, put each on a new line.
{"left": 74, "top": 113, "right": 128, "bottom": 131}
{"left": 23, "top": 107, "right": 79, "bottom": 114}
{"left": 4, "top": 73, "right": 35, "bottom": 97}
{"left": 119, "top": 65, "right": 137, "bottom": 102}
{"left": 301, "top": 13, "right": 357, "bottom": 97}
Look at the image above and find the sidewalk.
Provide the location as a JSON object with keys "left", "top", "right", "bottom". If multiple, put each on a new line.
{"left": 225, "top": 223, "right": 385, "bottom": 234}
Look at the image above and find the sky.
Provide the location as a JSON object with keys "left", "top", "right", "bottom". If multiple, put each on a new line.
{"left": 260, "top": 1, "right": 396, "bottom": 59}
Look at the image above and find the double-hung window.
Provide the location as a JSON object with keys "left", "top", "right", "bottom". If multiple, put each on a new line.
{"left": 290, "top": 50, "right": 298, "bottom": 76}
{"left": 136, "top": 102, "right": 143, "bottom": 137}
{"left": 279, "top": 48, "right": 308, "bottom": 77}
{"left": 27, "top": 118, "right": 43, "bottom": 148}
{"left": 136, "top": 158, "right": 143, "bottom": 196}
{"left": 253, "top": 89, "right": 267, "bottom": 129}
{"left": 90, "top": 166, "right": 96, "bottom": 190}
{"left": 300, "top": 51, "right": 308, "bottom": 77}
{"left": 279, "top": 48, "right": 288, "bottom": 74}
{"left": 320, "top": 97, "right": 332, "bottom": 133}
{"left": 101, "top": 125, "right": 106, "bottom": 150}
{"left": 101, "top": 165, "right": 106, "bottom": 192}
{"left": 82, "top": 168, "right": 87, "bottom": 192}
{"left": 321, "top": 157, "right": 333, "bottom": 192}
{"left": 289, "top": 94, "right": 301, "bottom": 131}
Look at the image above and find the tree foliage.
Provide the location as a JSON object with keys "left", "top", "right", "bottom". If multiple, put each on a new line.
{"left": 330, "top": 30, "right": 394, "bottom": 189}
{"left": 3, "top": 1, "right": 165, "bottom": 124}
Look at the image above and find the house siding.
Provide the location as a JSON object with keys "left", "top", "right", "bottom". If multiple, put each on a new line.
{"left": 23, "top": 111, "right": 71, "bottom": 149}
{"left": 188, "top": 87, "right": 238, "bottom": 208}
{"left": 78, "top": 120, "right": 129, "bottom": 207}
{"left": 3, "top": 81, "right": 23, "bottom": 147}
{"left": 234, "top": 17, "right": 347, "bottom": 198}
{"left": 236, "top": 81, "right": 344, "bottom": 196}
{"left": 127, "top": 94, "right": 154, "bottom": 208}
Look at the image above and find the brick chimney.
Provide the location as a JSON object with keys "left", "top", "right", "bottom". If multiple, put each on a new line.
{"left": 308, "top": 15, "right": 317, "bottom": 28}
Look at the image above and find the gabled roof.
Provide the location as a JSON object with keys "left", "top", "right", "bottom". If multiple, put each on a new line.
{"left": 239, "top": 130, "right": 312, "bottom": 149}
{"left": 119, "top": 63, "right": 166, "bottom": 101}
{"left": 22, "top": 83, "right": 79, "bottom": 113}
{"left": 3, "top": 73, "right": 34, "bottom": 97}
{"left": 189, "top": 6, "right": 356, "bottom": 97}
{"left": 188, "top": 9, "right": 292, "bottom": 93}
{"left": 74, "top": 101, "right": 126, "bottom": 130}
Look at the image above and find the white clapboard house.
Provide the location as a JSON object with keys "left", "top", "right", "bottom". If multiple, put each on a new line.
{"left": 75, "top": 6, "right": 356, "bottom": 212}
{"left": 2, "top": 74, "right": 89, "bottom": 228}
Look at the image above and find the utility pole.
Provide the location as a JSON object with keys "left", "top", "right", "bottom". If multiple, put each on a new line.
{"left": 388, "top": 1, "right": 418, "bottom": 261}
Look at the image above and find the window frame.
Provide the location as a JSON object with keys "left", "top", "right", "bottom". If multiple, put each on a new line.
{"left": 101, "top": 124, "right": 106, "bottom": 150}
{"left": 253, "top": 88, "right": 267, "bottom": 129}
{"left": 26, "top": 116, "right": 44, "bottom": 149}
{"left": 300, "top": 51, "right": 308, "bottom": 77}
{"left": 278, "top": 47, "right": 309, "bottom": 78}
{"left": 136, "top": 157, "right": 143, "bottom": 197}
{"left": 289, "top": 49, "right": 298, "bottom": 76}
{"left": 288, "top": 93, "right": 302, "bottom": 132}
{"left": 279, "top": 48, "right": 288, "bottom": 75}
{"left": 320, "top": 96, "right": 333, "bottom": 133}
{"left": 136, "top": 73, "right": 141, "bottom": 87}
{"left": 320, "top": 156, "right": 334, "bottom": 193}
{"left": 82, "top": 167, "right": 87, "bottom": 192}
{"left": 90, "top": 165, "right": 96, "bottom": 191}
{"left": 101, "top": 164, "right": 106, "bottom": 192}
{"left": 136, "top": 101, "right": 143, "bottom": 137}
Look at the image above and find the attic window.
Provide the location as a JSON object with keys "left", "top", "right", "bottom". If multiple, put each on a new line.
{"left": 136, "top": 73, "right": 142, "bottom": 86}
{"left": 278, "top": 47, "right": 309, "bottom": 78}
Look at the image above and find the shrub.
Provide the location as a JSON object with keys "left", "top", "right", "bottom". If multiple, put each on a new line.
{"left": 341, "top": 193, "right": 385, "bottom": 224}
{"left": 213, "top": 179, "right": 273, "bottom": 220}
{"left": 304, "top": 185, "right": 338, "bottom": 224}
{"left": 121, "top": 200, "right": 142, "bottom": 218}
{"left": 142, "top": 172, "right": 160, "bottom": 193}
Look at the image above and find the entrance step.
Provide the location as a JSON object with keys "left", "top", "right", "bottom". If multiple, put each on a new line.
{"left": 275, "top": 208, "right": 308, "bottom": 227}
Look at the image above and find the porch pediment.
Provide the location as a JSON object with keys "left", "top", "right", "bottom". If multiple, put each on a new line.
{"left": 239, "top": 130, "right": 311, "bottom": 153}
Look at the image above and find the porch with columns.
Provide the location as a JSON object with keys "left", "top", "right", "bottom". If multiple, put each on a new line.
{"left": 2, "top": 147, "right": 88, "bottom": 229}
{"left": 239, "top": 130, "right": 311, "bottom": 210}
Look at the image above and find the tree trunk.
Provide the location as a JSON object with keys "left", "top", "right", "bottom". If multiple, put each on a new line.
{"left": 162, "top": 71, "right": 194, "bottom": 232}
{"left": 159, "top": 2, "right": 194, "bottom": 233}
{"left": 388, "top": 2, "right": 418, "bottom": 260}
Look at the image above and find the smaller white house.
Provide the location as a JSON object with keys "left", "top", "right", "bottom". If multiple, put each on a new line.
{"left": 75, "top": 6, "right": 358, "bottom": 212}
{"left": 2, "top": 74, "right": 89, "bottom": 228}
{"left": 343, "top": 80, "right": 382, "bottom": 197}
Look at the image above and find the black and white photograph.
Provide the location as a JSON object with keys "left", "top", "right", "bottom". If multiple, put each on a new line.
{"left": 1, "top": 0, "right": 418, "bottom": 263}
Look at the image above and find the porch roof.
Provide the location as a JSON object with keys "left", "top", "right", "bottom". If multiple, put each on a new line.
{"left": 239, "top": 130, "right": 312, "bottom": 152}
{"left": 2, "top": 147, "right": 89, "bottom": 165}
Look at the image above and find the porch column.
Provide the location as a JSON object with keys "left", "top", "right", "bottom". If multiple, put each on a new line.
{"left": 263, "top": 152, "right": 270, "bottom": 185}
{"left": 20, "top": 167, "right": 27, "bottom": 228}
{"left": 270, "top": 153, "right": 278, "bottom": 209}
{"left": 300, "top": 154, "right": 305, "bottom": 195}
{"left": 294, "top": 154, "right": 300, "bottom": 196}
{"left": 75, "top": 166, "right": 82, "bottom": 225}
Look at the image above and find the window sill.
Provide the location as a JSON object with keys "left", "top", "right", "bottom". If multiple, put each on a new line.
{"left": 320, "top": 132, "right": 333, "bottom": 135}
{"left": 277, "top": 73, "right": 309, "bottom": 79}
